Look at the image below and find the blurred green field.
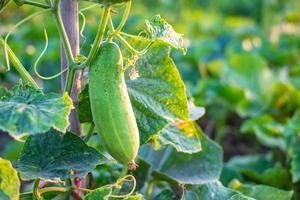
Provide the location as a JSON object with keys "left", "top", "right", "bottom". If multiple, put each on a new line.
{"left": 1, "top": 0, "right": 300, "bottom": 199}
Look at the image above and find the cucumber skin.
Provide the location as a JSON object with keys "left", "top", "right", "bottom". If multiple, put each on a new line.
{"left": 89, "top": 42, "right": 140, "bottom": 164}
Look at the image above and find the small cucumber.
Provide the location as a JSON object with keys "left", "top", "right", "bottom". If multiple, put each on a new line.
{"left": 89, "top": 42, "right": 139, "bottom": 167}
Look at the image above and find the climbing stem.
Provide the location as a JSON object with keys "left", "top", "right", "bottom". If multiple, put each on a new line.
{"left": 116, "top": 34, "right": 152, "bottom": 56}
{"left": 76, "top": 6, "right": 111, "bottom": 69}
{"left": 0, "top": 36, "right": 39, "bottom": 89}
{"left": 64, "top": 67, "right": 76, "bottom": 94}
{"left": 39, "top": 187, "right": 69, "bottom": 194}
{"left": 53, "top": 0, "right": 75, "bottom": 65}
{"left": 33, "top": 179, "right": 41, "bottom": 200}
{"left": 108, "top": 1, "right": 131, "bottom": 40}
{"left": 108, "top": 15, "right": 151, "bottom": 56}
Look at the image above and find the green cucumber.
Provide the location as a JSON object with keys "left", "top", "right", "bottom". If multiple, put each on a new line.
{"left": 89, "top": 42, "right": 139, "bottom": 167}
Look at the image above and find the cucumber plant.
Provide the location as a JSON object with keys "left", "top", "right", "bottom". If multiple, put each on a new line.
{"left": 0, "top": 0, "right": 295, "bottom": 200}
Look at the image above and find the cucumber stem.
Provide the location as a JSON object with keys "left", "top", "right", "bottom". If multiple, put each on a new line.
{"left": 77, "top": 6, "right": 111, "bottom": 69}
{"left": 33, "top": 179, "right": 41, "bottom": 200}
{"left": 0, "top": 36, "right": 39, "bottom": 89}
{"left": 53, "top": 0, "right": 75, "bottom": 65}
{"left": 108, "top": 1, "right": 131, "bottom": 41}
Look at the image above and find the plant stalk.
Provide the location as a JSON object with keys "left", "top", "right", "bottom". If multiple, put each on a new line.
{"left": 0, "top": 36, "right": 39, "bottom": 89}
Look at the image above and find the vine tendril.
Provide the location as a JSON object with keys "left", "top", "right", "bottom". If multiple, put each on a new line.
{"left": 78, "top": 4, "right": 98, "bottom": 49}
{"left": 33, "top": 29, "right": 68, "bottom": 80}
{"left": 109, "top": 175, "right": 137, "bottom": 199}
{"left": 4, "top": 8, "right": 51, "bottom": 72}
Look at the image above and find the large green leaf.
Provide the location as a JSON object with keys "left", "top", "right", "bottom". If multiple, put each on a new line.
{"left": 83, "top": 187, "right": 112, "bottom": 200}
{"left": 18, "top": 130, "right": 106, "bottom": 180}
{"left": 183, "top": 181, "right": 254, "bottom": 200}
{"left": 230, "top": 180, "right": 293, "bottom": 200}
{"left": 77, "top": 39, "right": 189, "bottom": 144}
{"left": 0, "top": 84, "right": 73, "bottom": 139}
{"left": 125, "top": 39, "right": 189, "bottom": 143}
{"left": 152, "top": 190, "right": 176, "bottom": 200}
{"left": 154, "top": 121, "right": 202, "bottom": 154}
{"left": 139, "top": 130, "right": 222, "bottom": 184}
{"left": 0, "top": 158, "right": 20, "bottom": 200}
{"left": 226, "top": 53, "right": 273, "bottom": 102}
{"left": 145, "top": 15, "right": 186, "bottom": 53}
{"left": 241, "top": 115, "right": 286, "bottom": 150}
{"left": 224, "top": 154, "right": 290, "bottom": 188}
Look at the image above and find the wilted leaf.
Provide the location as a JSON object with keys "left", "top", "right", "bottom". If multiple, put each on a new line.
{"left": 0, "top": 84, "right": 73, "bottom": 139}
{"left": 0, "top": 158, "right": 20, "bottom": 200}
{"left": 18, "top": 130, "right": 105, "bottom": 180}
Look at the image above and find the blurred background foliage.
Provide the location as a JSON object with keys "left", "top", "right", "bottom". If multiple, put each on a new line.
{"left": 1, "top": 0, "right": 300, "bottom": 199}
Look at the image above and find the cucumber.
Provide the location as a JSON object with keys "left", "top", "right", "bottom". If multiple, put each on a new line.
{"left": 89, "top": 42, "right": 139, "bottom": 166}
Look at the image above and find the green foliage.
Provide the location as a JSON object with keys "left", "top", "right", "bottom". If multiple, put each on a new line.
{"left": 78, "top": 38, "right": 189, "bottom": 144}
{"left": 0, "top": 83, "right": 73, "bottom": 139}
{"left": 230, "top": 180, "right": 293, "bottom": 200}
{"left": 18, "top": 130, "right": 105, "bottom": 180}
{"left": 139, "top": 130, "right": 222, "bottom": 184}
{"left": 0, "top": 158, "right": 20, "bottom": 200}
{"left": 1, "top": 0, "right": 300, "bottom": 199}
{"left": 145, "top": 15, "right": 186, "bottom": 53}
{"left": 183, "top": 181, "right": 254, "bottom": 200}
{"left": 83, "top": 187, "right": 112, "bottom": 200}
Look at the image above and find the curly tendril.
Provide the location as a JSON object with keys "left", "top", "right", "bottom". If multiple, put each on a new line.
{"left": 109, "top": 175, "right": 137, "bottom": 199}
{"left": 4, "top": 8, "right": 51, "bottom": 71}
{"left": 34, "top": 29, "right": 68, "bottom": 80}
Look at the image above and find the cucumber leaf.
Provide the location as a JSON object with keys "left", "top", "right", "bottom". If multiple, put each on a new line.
{"left": 0, "top": 158, "right": 20, "bottom": 200}
{"left": 154, "top": 121, "right": 202, "bottom": 154}
{"left": 0, "top": 83, "right": 73, "bottom": 140}
{"left": 152, "top": 190, "right": 176, "bottom": 200}
{"left": 83, "top": 187, "right": 112, "bottom": 200}
{"left": 183, "top": 181, "right": 254, "bottom": 200}
{"left": 230, "top": 180, "right": 293, "bottom": 200}
{"left": 145, "top": 15, "right": 186, "bottom": 53}
{"left": 125, "top": 38, "right": 189, "bottom": 143}
{"left": 18, "top": 130, "right": 106, "bottom": 181}
{"left": 139, "top": 129, "right": 222, "bottom": 184}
